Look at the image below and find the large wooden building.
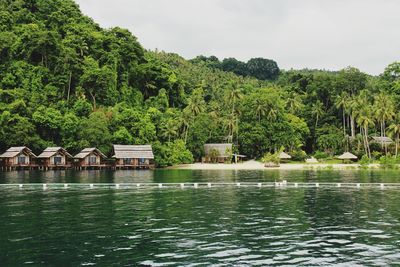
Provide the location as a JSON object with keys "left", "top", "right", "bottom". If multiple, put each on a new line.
{"left": 0, "top": 147, "right": 37, "bottom": 170}
{"left": 74, "top": 148, "right": 107, "bottom": 169}
{"left": 37, "top": 147, "right": 73, "bottom": 169}
{"left": 112, "top": 145, "right": 155, "bottom": 169}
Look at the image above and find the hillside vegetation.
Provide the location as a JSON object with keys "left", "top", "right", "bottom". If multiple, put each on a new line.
{"left": 1, "top": 0, "right": 400, "bottom": 165}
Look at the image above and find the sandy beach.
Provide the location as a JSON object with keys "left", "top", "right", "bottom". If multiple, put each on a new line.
{"left": 170, "top": 160, "right": 376, "bottom": 170}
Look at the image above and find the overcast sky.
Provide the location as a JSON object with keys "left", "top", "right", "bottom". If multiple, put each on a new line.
{"left": 75, "top": 0, "right": 400, "bottom": 75}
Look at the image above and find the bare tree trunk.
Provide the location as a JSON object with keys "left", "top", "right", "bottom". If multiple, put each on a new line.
{"left": 89, "top": 92, "right": 96, "bottom": 110}
{"left": 350, "top": 116, "right": 355, "bottom": 138}
{"left": 67, "top": 71, "right": 72, "bottom": 100}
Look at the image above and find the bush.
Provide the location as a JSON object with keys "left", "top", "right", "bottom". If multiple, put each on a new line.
{"left": 261, "top": 152, "right": 280, "bottom": 165}
{"left": 291, "top": 149, "right": 307, "bottom": 161}
{"left": 359, "top": 155, "right": 372, "bottom": 167}
{"left": 379, "top": 155, "right": 397, "bottom": 169}
{"left": 153, "top": 140, "right": 194, "bottom": 167}
{"left": 314, "top": 151, "right": 329, "bottom": 160}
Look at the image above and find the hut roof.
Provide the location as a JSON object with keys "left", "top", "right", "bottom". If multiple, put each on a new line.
{"left": 279, "top": 152, "right": 292, "bottom": 159}
{"left": 337, "top": 152, "right": 358, "bottom": 160}
{"left": 204, "top": 143, "right": 233, "bottom": 157}
{"left": 372, "top": 136, "right": 393, "bottom": 144}
{"left": 37, "top": 147, "right": 73, "bottom": 158}
{"left": 112, "top": 145, "right": 154, "bottom": 159}
{"left": 74, "top": 148, "right": 107, "bottom": 159}
{"left": 0, "top": 147, "right": 36, "bottom": 158}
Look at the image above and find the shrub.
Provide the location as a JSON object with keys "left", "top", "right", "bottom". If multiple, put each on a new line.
{"left": 291, "top": 149, "right": 307, "bottom": 161}
{"left": 379, "top": 155, "right": 397, "bottom": 169}
{"left": 359, "top": 155, "right": 372, "bottom": 167}
{"left": 314, "top": 151, "right": 329, "bottom": 160}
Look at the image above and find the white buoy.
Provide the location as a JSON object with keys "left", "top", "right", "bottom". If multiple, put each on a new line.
{"left": 207, "top": 183, "right": 212, "bottom": 188}
{"left": 283, "top": 180, "right": 287, "bottom": 185}
{"left": 257, "top": 183, "right": 262, "bottom": 188}
{"left": 315, "top": 183, "right": 319, "bottom": 188}
{"left": 337, "top": 183, "right": 341, "bottom": 188}
{"left": 64, "top": 184, "right": 68, "bottom": 189}
{"left": 357, "top": 183, "right": 360, "bottom": 188}
{"left": 180, "top": 183, "right": 184, "bottom": 189}
{"left": 294, "top": 183, "right": 298, "bottom": 188}
{"left": 19, "top": 184, "right": 23, "bottom": 189}
{"left": 158, "top": 183, "right": 163, "bottom": 188}
{"left": 43, "top": 184, "right": 47, "bottom": 190}
{"left": 115, "top": 184, "right": 120, "bottom": 189}
{"left": 236, "top": 182, "right": 241, "bottom": 187}
{"left": 380, "top": 183, "right": 384, "bottom": 190}
{"left": 136, "top": 183, "right": 141, "bottom": 188}
{"left": 194, "top": 183, "right": 198, "bottom": 189}
{"left": 90, "top": 184, "right": 94, "bottom": 189}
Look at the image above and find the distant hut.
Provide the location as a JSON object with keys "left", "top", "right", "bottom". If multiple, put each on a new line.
{"left": 204, "top": 143, "right": 233, "bottom": 163}
{"left": 74, "top": 148, "right": 107, "bottom": 169}
{"left": 371, "top": 136, "right": 394, "bottom": 145}
{"left": 112, "top": 145, "right": 154, "bottom": 169}
{"left": 279, "top": 152, "right": 292, "bottom": 160}
{"left": 337, "top": 152, "right": 358, "bottom": 162}
{"left": 37, "top": 147, "right": 73, "bottom": 169}
{"left": 0, "top": 147, "right": 37, "bottom": 170}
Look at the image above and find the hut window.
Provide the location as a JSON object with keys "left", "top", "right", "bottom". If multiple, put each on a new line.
{"left": 123, "top": 158, "right": 132, "bottom": 165}
{"left": 89, "top": 156, "right": 97, "bottom": 164}
{"left": 139, "top": 158, "right": 145, "bottom": 165}
{"left": 18, "top": 156, "right": 26, "bottom": 164}
{"left": 54, "top": 156, "right": 62, "bottom": 164}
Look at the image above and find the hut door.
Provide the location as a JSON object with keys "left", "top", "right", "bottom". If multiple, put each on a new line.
{"left": 54, "top": 156, "right": 62, "bottom": 165}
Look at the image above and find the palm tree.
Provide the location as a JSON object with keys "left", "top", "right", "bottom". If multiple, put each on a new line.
{"left": 335, "top": 91, "right": 349, "bottom": 138}
{"left": 286, "top": 92, "right": 303, "bottom": 114}
{"left": 267, "top": 104, "right": 278, "bottom": 122}
{"left": 387, "top": 118, "right": 400, "bottom": 157}
{"left": 160, "top": 120, "right": 178, "bottom": 142}
{"left": 187, "top": 88, "right": 205, "bottom": 117}
{"left": 228, "top": 88, "right": 243, "bottom": 115}
{"left": 223, "top": 114, "right": 236, "bottom": 143}
{"left": 255, "top": 99, "right": 267, "bottom": 123}
{"left": 311, "top": 100, "right": 324, "bottom": 129}
{"left": 374, "top": 93, "right": 395, "bottom": 151}
{"left": 356, "top": 106, "right": 374, "bottom": 158}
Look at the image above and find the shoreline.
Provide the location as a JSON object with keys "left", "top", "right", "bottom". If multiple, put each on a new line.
{"left": 169, "top": 160, "right": 381, "bottom": 170}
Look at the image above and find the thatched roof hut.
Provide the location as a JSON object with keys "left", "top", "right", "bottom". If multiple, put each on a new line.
{"left": 0, "top": 147, "right": 37, "bottom": 167}
{"left": 112, "top": 145, "right": 154, "bottom": 159}
{"left": 0, "top": 146, "right": 36, "bottom": 159}
{"left": 337, "top": 152, "right": 358, "bottom": 160}
{"left": 371, "top": 136, "right": 393, "bottom": 145}
{"left": 204, "top": 143, "right": 232, "bottom": 157}
{"left": 75, "top": 148, "right": 106, "bottom": 159}
{"left": 279, "top": 152, "right": 292, "bottom": 159}
{"left": 37, "top": 147, "right": 72, "bottom": 159}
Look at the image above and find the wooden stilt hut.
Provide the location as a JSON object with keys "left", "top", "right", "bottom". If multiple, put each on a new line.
{"left": 112, "top": 145, "right": 155, "bottom": 169}
{"left": 0, "top": 147, "right": 37, "bottom": 170}
{"left": 74, "top": 148, "right": 107, "bottom": 169}
{"left": 37, "top": 147, "right": 73, "bottom": 169}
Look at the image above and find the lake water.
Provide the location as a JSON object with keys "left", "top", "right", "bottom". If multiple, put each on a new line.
{"left": 1, "top": 169, "right": 400, "bottom": 266}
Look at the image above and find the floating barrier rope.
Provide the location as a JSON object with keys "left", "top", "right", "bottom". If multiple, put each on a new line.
{"left": 0, "top": 182, "right": 399, "bottom": 190}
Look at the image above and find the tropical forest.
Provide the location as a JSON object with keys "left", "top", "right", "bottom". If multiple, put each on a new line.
{"left": 1, "top": 0, "right": 400, "bottom": 166}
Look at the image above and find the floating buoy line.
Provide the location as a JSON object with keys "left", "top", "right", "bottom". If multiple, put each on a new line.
{"left": 0, "top": 182, "right": 400, "bottom": 190}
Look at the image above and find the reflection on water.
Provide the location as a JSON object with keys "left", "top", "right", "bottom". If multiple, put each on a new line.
{"left": 1, "top": 187, "right": 400, "bottom": 265}
{"left": 1, "top": 169, "right": 400, "bottom": 184}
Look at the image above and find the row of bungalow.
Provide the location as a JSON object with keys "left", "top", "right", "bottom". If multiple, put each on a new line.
{"left": 0, "top": 145, "right": 155, "bottom": 170}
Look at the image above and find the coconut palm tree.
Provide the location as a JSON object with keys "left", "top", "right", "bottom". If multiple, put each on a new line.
{"left": 255, "top": 98, "right": 267, "bottom": 123}
{"left": 335, "top": 91, "right": 349, "bottom": 138}
{"left": 387, "top": 118, "right": 400, "bottom": 157}
{"left": 286, "top": 92, "right": 303, "bottom": 114}
{"left": 356, "top": 106, "right": 374, "bottom": 158}
{"left": 160, "top": 119, "right": 178, "bottom": 142}
{"left": 311, "top": 100, "right": 324, "bottom": 129}
{"left": 374, "top": 93, "right": 395, "bottom": 151}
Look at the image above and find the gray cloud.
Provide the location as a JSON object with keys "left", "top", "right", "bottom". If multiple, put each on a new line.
{"left": 75, "top": 0, "right": 400, "bottom": 75}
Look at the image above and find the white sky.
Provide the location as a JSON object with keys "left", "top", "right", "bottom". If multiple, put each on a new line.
{"left": 75, "top": 0, "right": 400, "bottom": 75}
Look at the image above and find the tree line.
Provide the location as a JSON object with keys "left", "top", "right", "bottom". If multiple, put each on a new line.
{"left": 1, "top": 0, "right": 400, "bottom": 166}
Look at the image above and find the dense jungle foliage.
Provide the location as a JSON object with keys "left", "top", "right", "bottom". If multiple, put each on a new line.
{"left": 1, "top": 0, "right": 400, "bottom": 166}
